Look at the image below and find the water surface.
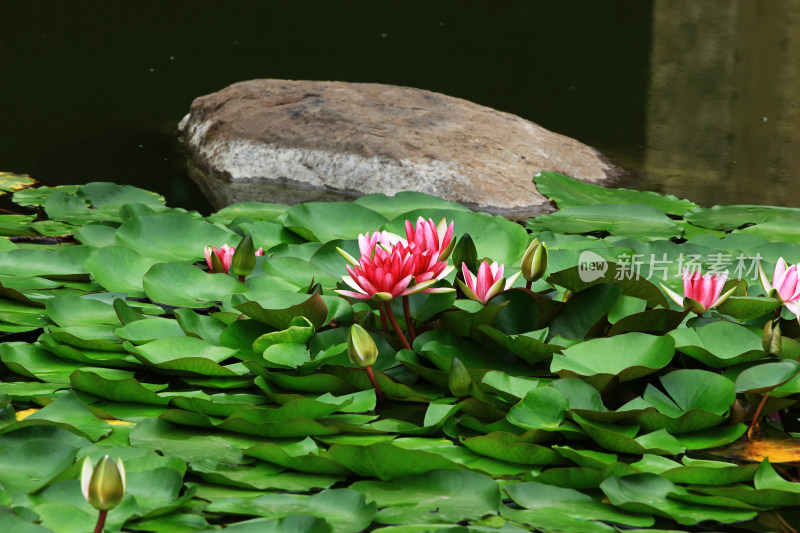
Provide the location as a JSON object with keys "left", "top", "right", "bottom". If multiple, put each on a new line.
{"left": 1, "top": 1, "right": 797, "bottom": 212}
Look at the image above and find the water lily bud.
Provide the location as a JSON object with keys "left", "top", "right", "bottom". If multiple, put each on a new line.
{"left": 520, "top": 239, "right": 548, "bottom": 282}
{"left": 453, "top": 234, "right": 478, "bottom": 275}
{"left": 448, "top": 357, "right": 472, "bottom": 398}
{"left": 763, "top": 319, "right": 782, "bottom": 355}
{"left": 81, "top": 455, "right": 126, "bottom": 511}
{"left": 231, "top": 234, "right": 256, "bottom": 276}
{"left": 347, "top": 324, "right": 378, "bottom": 368}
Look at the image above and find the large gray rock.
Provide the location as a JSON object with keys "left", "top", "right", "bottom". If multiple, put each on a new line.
{"left": 178, "top": 79, "right": 621, "bottom": 218}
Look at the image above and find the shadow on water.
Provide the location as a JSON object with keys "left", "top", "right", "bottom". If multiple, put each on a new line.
{"left": 1, "top": 1, "right": 797, "bottom": 213}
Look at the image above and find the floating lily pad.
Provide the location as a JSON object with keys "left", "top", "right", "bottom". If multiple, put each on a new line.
{"left": 527, "top": 204, "right": 682, "bottom": 241}
{"left": 635, "top": 369, "right": 735, "bottom": 433}
{"left": 143, "top": 262, "right": 248, "bottom": 308}
{"left": 669, "top": 320, "right": 767, "bottom": 368}
{"left": 116, "top": 212, "right": 238, "bottom": 261}
{"left": 285, "top": 202, "right": 389, "bottom": 242}
{"left": 234, "top": 292, "right": 328, "bottom": 331}
{"left": 551, "top": 333, "right": 675, "bottom": 390}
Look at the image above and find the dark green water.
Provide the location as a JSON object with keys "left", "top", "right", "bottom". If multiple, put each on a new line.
{"left": 2, "top": 1, "right": 797, "bottom": 213}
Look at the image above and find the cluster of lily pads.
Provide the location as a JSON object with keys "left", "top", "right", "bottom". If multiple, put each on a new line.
{"left": 2, "top": 170, "right": 800, "bottom": 532}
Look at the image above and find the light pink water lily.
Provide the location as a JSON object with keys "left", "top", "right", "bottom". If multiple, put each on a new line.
{"left": 759, "top": 258, "right": 800, "bottom": 315}
{"left": 205, "top": 244, "right": 263, "bottom": 274}
{"left": 338, "top": 230, "right": 403, "bottom": 266}
{"left": 457, "top": 261, "right": 521, "bottom": 305}
{"left": 660, "top": 270, "right": 734, "bottom": 314}
{"left": 405, "top": 217, "right": 455, "bottom": 260}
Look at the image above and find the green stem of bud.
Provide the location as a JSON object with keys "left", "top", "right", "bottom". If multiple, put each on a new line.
{"left": 365, "top": 365, "right": 384, "bottom": 404}
{"left": 93, "top": 510, "right": 107, "bottom": 533}
{"left": 384, "top": 302, "right": 412, "bottom": 351}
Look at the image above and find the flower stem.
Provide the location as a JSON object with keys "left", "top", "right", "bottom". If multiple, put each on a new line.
{"left": 402, "top": 296, "right": 416, "bottom": 343}
{"left": 384, "top": 302, "right": 412, "bottom": 350}
{"left": 366, "top": 365, "right": 384, "bottom": 404}
{"left": 747, "top": 393, "right": 771, "bottom": 439}
{"left": 525, "top": 280, "right": 532, "bottom": 290}
{"left": 93, "top": 510, "right": 108, "bottom": 533}
{"left": 378, "top": 306, "right": 389, "bottom": 332}
{"left": 239, "top": 274, "right": 246, "bottom": 283}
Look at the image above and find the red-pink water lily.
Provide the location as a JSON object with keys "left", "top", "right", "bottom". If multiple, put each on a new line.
{"left": 759, "top": 257, "right": 800, "bottom": 315}
{"left": 661, "top": 270, "right": 734, "bottom": 314}
{"left": 336, "top": 240, "right": 442, "bottom": 301}
{"left": 205, "top": 244, "right": 263, "bottom": 274}
{"left": 405, "top": 216, "right": 455, "bottom": 260}
{"left": 457, "top": 261, "right": 521, "bottom": 305}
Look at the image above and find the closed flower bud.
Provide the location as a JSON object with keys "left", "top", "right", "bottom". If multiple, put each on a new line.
{"left": 230, "top": 234, "right": 256, "bottom": 276}
{"left": 453, "top": 234, "right": 478, "bottom": 275}
{"left": 520, "top": 239, "right": 548, "bottom": 283}
{"left": 81, "top": 455, "right": 126, "bottom": 511}
{"left": 448, "top": 357, "right": 472, "bottom": 398}
{"left": 763, "top": 319, "right": 782, "bottom": 355}
{"left": 347, "top": 324, "right": 378, "bottom": 368}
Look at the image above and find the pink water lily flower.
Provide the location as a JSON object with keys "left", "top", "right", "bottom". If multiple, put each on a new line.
{"left": 759, "top": 258, "right": 800, "bottom": 314}
{"left": 405, "top": 217, "right": 455, "bottom": 260}
{"left": 458, "top": 261, "right": 521, "bottom": 305}
{"left": 336, "top": 240, "right": 441, "bottom": 302}
{"left": 661, "top": 270, "right": 733, "bottom": 314}
{"left": 205, "top": 244, "right": 263, "bottom": 274}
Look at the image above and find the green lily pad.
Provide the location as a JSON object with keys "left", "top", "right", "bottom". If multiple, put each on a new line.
{"left": 384, "top": 208, "right": 529, "bottom": 266}
{"left": 0, "top": 171, "right": 36, "bottom": 193}
{"left": 86, "top": 246, "right": 162, "bottom": 297}
{"left": 527, "top": 204, "right": 682, "bottom": 241}
{"left": 125, "top": 337, "right": 239, "bottom": 376}
{"left": 548, "top": 264, "right": 669, "bottom": 309}
{"left": 354, "top": 191, "right": 472, "bottom": 220}
{"left": 0, "top": 249, "right": 86, "bottom": 279}
{"left": 285, "top": 202, "right": 389, "bottom": 242}
{"left": 206, "top": 489, "right": 376, "bottom": 533}
{"left": 686, "top": 205, "right": 800, "bottom": 243}
{"left": 115, "top": 212, "right": 238, "bottom": 261}
{"left": 461, "top": 432, "right": 563, "bottom": 465}
{"left": 535, "top": 171, "right": 697, "bottom": 215}
{"left": 571, "top": 414, "right": 685, "bottom": 455}
{"left": 504, "top": 480, "right": 654, "bottom": 528}
{"left": 1, "top": 391, "right": 111, "bottom": 441}
{"left": 143, "top": 262, "right": 248, "bottom": 308}
{"left": 350, "top": 469, "right": 500, "bottom": 524}
{"left": 116, "top": 316, "right": 187, "bottom": 344}
{"left": 734, "top": 360, "right": 800, "bottom": 394}
{"left": 600, "top": 473, "right": 757, "bottom": 525}
{"left": 669, "top": 320, "right": 767, "bottom": 368}
{"left": 634, "top": 369, "right": 735, "bottom": 433}
{"left": 551, "top": 333, "right": 675, "bottom": 390}
{"left": 234, "top": 292, "right": 328, "bottom": 331}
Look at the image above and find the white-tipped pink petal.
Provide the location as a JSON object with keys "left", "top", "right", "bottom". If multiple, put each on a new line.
{"left": 773, "top": 258, "right": 789, "bottom": 289}
{"left": 779, "top": 266, "right": 798, "bottom": 301}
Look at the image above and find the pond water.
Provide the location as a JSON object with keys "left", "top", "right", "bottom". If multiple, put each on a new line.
{"left": 2, "top": 1, "right": 798, "bottom": 213}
